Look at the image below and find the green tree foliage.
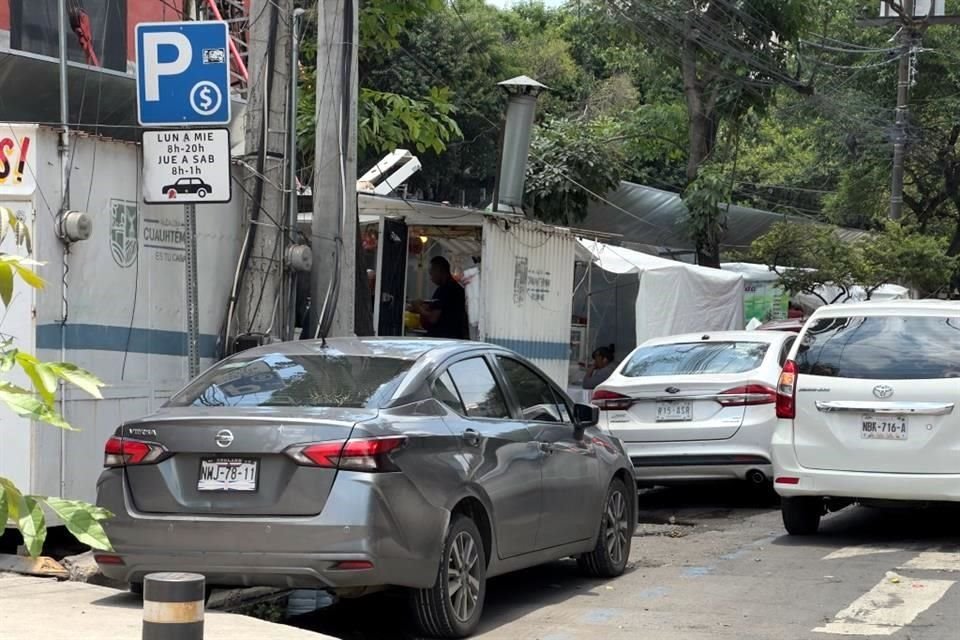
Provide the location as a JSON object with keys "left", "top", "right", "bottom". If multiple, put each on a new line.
{"left": 525, "top": 117, "right": 626, "bottom": 223}
{"left": 0, "top": 209, "right": 110, "bottom": 557}
{"left": 297, "top": 0, "right": 463, "bottom": 181}
{"left": 750, "top": 221, "right": 956, "bottom": 302}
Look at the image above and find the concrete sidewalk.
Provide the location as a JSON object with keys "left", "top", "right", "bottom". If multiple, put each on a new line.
{"left": 0, "top": 574, "right": 333, "bottom": 640}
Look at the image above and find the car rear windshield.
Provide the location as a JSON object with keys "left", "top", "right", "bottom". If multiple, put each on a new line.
{"left": 166, "top": 353, "right": 413, "bottom": 408}
{"left": 621, "top": 342, "right": 770, "bottom": 377}
{"left": 796, "top": 315, "right": 960, "bottom": 380}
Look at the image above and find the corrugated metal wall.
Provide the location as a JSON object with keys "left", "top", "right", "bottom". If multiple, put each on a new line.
{"left": 480, "top": 217, "right": 574, "bottom": 387}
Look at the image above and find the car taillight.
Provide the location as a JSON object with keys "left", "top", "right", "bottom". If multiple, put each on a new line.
{"left": 776, "top": 360, "right": 798, "bottom": 419}
{"left": 717, "top": 384, "right": 777, "bottom": 407}
{"left": 591, "top": 389, "right": 632, "bottom": 411}
{"left": 285, "top": 436, "right": 406, "bottom": 472}
{"left": 103, "top": 436, "right": 168, "bottom": 467}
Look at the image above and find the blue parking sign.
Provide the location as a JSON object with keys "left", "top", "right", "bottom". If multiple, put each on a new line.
{"left": 136, "top": 21, "right": 232, "bottom": 126}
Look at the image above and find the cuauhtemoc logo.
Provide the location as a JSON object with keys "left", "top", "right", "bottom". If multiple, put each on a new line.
{"left": 109, "top": 200, "right": 138, "bottom": 268}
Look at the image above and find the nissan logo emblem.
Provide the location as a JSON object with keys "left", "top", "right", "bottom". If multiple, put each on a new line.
{"left": 215, "top": 429, "right": 235, "bottom": 448}
{"left": 873, "top": 385, "right": 894, "bottom": 400}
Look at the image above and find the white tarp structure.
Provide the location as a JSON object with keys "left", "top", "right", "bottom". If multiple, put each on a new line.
{"left": 579, "top": 240, "right": 745, "bottom": 344}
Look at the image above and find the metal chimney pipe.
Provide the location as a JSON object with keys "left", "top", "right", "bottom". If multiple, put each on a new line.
{"left": 495, "top": 76, "right": 547, "bottom": 214}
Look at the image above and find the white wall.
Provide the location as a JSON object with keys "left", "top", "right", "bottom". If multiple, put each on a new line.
{"left": 29, "top": 128, "right": 243, "bottom": 501}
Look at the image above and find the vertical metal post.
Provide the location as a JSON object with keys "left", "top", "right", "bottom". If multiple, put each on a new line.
{"left": 890, "top": 0, "right": 914, "bottom": 220}
{"left": 282, "top": 8, "right": 306, "bottom": 340}
{"left": 185, "top": 204, "right": 200, "bottom": 378}
{"left": 57, "top": 0, "right": 70, "bottom": 498}
{"left": 142, "top": 572, "right": 205, "bottom": 640}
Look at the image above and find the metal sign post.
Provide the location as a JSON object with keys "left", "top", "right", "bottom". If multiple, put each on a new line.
{"left": 184, "top": 203, "right": 201, "bottom": 378}
{"left": 136, "top": 21, "right": 232, "bottom": 379}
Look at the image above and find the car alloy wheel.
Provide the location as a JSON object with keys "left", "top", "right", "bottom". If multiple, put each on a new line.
{"left": 447, "top": 530, "right": 482, "bottom": 623}
{"left": 604, "top": 487, "right": 630, "bottom": 566}
{"left": 578, "top": 476, "right": 633, "bottom": 578}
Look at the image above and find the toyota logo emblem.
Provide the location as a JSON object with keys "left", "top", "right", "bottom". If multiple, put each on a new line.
{"left": 215, "top": 429, "right": 234, "bottom": 448}
{"left": 665, "top": 387, "right": 681, "bottom": 394}
{"left": 873, "top": 385, "right": 894, "bottom": 400}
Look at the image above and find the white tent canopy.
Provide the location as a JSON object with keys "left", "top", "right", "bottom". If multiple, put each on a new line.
{"left": 579, "top": 240, "right": 745, "bottom": 345}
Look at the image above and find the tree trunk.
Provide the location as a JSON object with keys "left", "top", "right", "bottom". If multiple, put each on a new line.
{"left": 681, "top": 15, "right": 721, "bottom": 268}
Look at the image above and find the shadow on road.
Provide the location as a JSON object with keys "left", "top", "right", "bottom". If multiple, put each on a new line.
{"left": 772, "top": 502, "right": 960, "bottom": 552}
{"left": 290, "top": 483, "right": 774, "bottom": 639}
{"left": 636, "top": 482, "right": 778, "bottom": 529}
{"left": 288, "top": 560, "right": 632, "bottom": 640}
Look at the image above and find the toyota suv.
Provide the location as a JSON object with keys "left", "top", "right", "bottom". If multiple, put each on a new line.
{"left": 772, "top": 300, "right": 960, "bottom": 534}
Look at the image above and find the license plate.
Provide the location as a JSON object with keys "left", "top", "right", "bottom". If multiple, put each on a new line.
{"left": 861, "top": 416, "right": 907, "bottom": 440}
{"left": 656, "top": 401, "right": 693, "bottom": 422}
{"left": 197, "top": 458, "right": 258, "bottom": 491}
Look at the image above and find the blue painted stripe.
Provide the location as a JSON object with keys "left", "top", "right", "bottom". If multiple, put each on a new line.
{"left": 486, "top": 338, "right": 569, "bottom": 361}
{"left": 36, "top": 324, "right": 219, "bottom": 358}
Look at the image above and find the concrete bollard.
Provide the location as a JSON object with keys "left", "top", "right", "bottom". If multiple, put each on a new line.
{"left": 142, "top": 572, "right": 205, "bottom": 640}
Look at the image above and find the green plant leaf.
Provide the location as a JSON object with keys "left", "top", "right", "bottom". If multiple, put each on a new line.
{"left": 0, "top": 383, "right": 74, "bottom": 430}
{"left": 43, "top": 498, "right": 113, "bottom": 551}
{"left": 11, "top": 261, "right": 44, "bottom": 290}
{"left": 18, "top": 495, "right": 46, "bottom": 557}
{"left": 49, "top": 363, "right": 105, "bottom": 400}
{"left": 16, "top": 352, "right": 57, "bottom": 408}
{"left": 0, "top": 477, "right": 23, "bottom": 524}
{"left": 0, "top": 262, "right": 13, "bottom": 307}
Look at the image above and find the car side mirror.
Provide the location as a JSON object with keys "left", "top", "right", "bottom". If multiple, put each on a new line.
{"left": 573, "top": 403, "right": 599, "bottom": 428}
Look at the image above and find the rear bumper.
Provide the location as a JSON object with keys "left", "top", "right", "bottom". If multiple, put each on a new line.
{"left": 625, "top": 440, "right": 772, "bottom": 483}
{"left": 773, "top": 436, "right": 960, "bottom": 502}
{"left": 95, "top": 469, "right": 449, "bottom": 590}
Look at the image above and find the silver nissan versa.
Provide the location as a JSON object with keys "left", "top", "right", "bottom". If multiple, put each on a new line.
{"left": 95, "top": 338, "right": 636, "bottom": 638}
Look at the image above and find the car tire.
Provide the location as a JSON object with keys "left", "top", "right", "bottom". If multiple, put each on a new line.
{"left": 197, "top": 189, "right": 207, "bottom": 198}
{"left": 129, "top": 582, "right": 143, "bottom": 597}
{"left": 411, "top": 514, "right": 487, "bottom": 639}
{"left": 578, "top": 476, "right": 633, "bottom": 578}
{"left": 781, "top": 497, "right": 822, "bottom": 535}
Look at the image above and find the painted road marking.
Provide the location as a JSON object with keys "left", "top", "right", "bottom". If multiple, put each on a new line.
{"left": 900, "top": 551, "right": 960, "bottom": 572}
{"left": 814, "top": 571, "right": 954, "bottom": 636}
{"left": 823, "top": 545, "right": 904, "bottom": 561}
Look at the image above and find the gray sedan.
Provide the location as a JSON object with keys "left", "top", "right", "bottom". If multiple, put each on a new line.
{"left": 95, "top": 338, "right": 636, "bottom": 638}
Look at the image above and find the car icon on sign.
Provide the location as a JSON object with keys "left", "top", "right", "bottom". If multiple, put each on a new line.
{"left": 163, "top": 177, "right": 213, "bottom": 199}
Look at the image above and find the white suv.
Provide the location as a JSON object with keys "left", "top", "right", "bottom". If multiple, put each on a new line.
{"left": 773, "top": 300, "right": 960, "bottom": 534}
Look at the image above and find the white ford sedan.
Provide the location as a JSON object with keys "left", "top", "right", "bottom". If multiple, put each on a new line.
{"left": 592, "top": 331, "right": 797, "bottom": 486}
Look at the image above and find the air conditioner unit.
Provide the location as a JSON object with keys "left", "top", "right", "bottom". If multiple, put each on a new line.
{"left": 879, "top": 0, "right": 944, "bottom": 18}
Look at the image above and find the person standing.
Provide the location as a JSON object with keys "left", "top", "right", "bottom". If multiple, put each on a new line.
{"left": 412, "top": 256, "right": 469, "bottom": 340}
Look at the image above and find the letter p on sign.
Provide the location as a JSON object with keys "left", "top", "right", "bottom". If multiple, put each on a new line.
{"left": 141, "top": 32, "right": 192, "bottom": 102}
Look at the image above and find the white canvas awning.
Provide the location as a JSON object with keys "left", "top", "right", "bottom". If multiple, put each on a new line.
{"left": 579, "top": 240, "right": 745, "bottom": 344}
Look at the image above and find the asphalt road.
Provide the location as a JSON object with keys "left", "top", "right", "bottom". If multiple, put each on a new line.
{"left": 291, "top": 484, "right": 960, "bottom": 639}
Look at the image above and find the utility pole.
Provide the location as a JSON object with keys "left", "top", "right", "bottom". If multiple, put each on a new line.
{"left": 235, "top": 0, "right": 293, "bottom": 344}
{"left": 310, "top": 0, "right": 358, "bottom": 338}
{"left": 859, "top": 1, "right": 960, "bottom": 219}
{"left": 890, "top": 0, "right": 914, "bottom": 221}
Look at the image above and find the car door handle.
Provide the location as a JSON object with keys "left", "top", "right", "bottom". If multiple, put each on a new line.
{"left": 462, "top": 429, "right": 481, "bottom": 447}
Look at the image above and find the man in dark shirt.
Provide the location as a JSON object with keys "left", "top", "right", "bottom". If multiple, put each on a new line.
{"left": 413, "top": 256, "right": 469, "bottom": 339}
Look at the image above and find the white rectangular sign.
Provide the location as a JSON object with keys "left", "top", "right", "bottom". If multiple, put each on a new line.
{"left": 142, "top": 128, "right": 232, "bottom": 204}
